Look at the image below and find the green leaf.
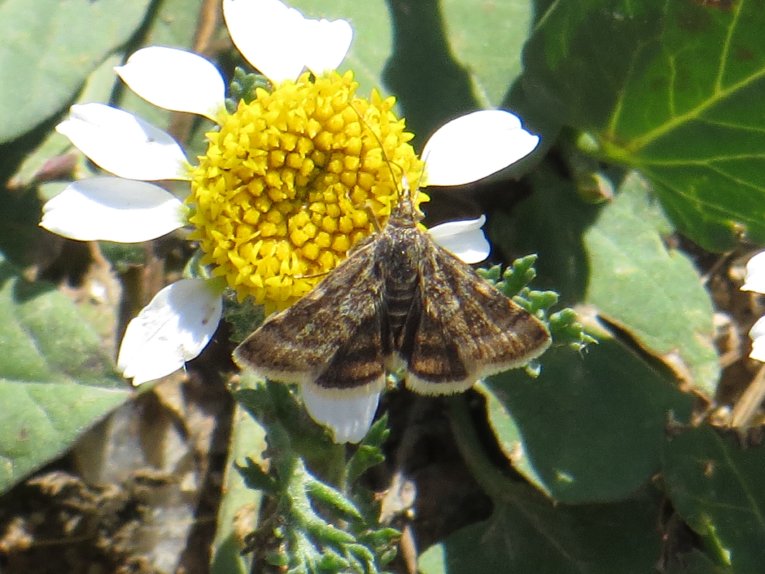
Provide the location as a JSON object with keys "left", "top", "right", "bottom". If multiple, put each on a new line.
{"left": 583, "top": 172, "right": 719, "bottom": 398}
{"left": 419, "top": 485, "right": 661, "bottom": 574}
{"left": 663, "top": 425, "right": 765, "bottom": 572}
{"left": 438, "top": 0, "right": 533, "bottom": 108}
{"left": 0, "top": 0, "right": 152, "bottom": 143}
{"left": 494, "top": 255, "right": 539, "bottom": 298}
{"left": 305, "top": 478, "right": 363, "bottom": 521}
{"left": 523, "top": 0, "right": 765, "bottom": 250}
{"left": 482, "top": 329, "right": 693, "bottom": 504}
{"left": 0, "top": 255, "right": 130, "bottom": 493}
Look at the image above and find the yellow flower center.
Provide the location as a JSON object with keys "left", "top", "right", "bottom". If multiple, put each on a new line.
{"left": 187, "top": 71, "right": 425, "bottom": 311}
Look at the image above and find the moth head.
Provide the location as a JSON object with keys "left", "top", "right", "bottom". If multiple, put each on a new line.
{"left": 390, "top": 174, "right": 424, "bottom": 224}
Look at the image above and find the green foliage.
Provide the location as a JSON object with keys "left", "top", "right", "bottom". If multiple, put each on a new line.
{"left": 522, "top": 0, "right": 765, "bottom": 251}
{"left": 420, "top": 485, "right": 663, "bottom": 574}
{"left": 99, "top": 242, "right": 147, "bottom": 273}
{"left": 235, "top": 381, "right": 397, "bottom": 574}
{"left": 0, "top": 254, "right": 131, "bottom": 493}
{"left": 224, "top": 291, "right": 266, "bottom": 345}
{"left": 0, "top": 0, "right": 151, "bottom": 144}
{"left": 583, "top": 172, "right": 720, "bottom": 397}
{"left": 420, "top": 395, "right": 665, "bottom": 572}
{"left": 662, "top": 426, "right": 765, "bottom": 572}
{"left": 482, "top": 332, "right": 695, "bottom": 503}
{"left": 210, "top": 403, "right": 268, "bottom": 574}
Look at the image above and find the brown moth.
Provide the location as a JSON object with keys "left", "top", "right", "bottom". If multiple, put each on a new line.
{"left": 234, "top": 183, "right": 551, "bottom": 401}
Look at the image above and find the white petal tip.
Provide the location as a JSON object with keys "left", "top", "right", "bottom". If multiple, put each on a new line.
{"left": 742, "top": 251, "right": 765, "bottom": 294}
{"left": 117, "top": 279, "right": 223, "bottom": 385}
{"left": 57, "top": 103, "right": 188, "bottom": 181}
{"left": 116, "top": 47, "right": 225, "bottom": 120}
{"left": 429, "top": 216, "right": 490, "bottom": 263}
{"left": 423, "top": 110, "right": 540, "bottom": 187}
{"left": 301, "top": 384, "right": 381, "bottom": 443}
{"left": 40, "top": 177, "right": 185, "bottom": 242}
{"left": 224, "top": 0, "right": 351, "bottom": 83}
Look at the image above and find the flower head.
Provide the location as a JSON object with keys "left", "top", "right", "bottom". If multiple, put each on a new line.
{"left": 40, "top": 0, "right": 540, "bottom": 443}
{"left": 188, "top": 71, "right": 423, "bottom": 310}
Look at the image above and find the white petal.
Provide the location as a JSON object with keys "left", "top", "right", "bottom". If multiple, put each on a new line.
{"left": 742, "top": 251, "right": 765, "bottom": 294}
{"left": 116, "top": 47, "right": 225, "bottom": 121}
{"left": 223, "top": 0, "right": 351, "bottom": 83}
{"left": 300, "top": 17, "right": 353, "bottom": 77}
{"left": 429, "top": 215, "right": 490, "bottom": 264}
{"left": 57, "top": 103, "right": 188, "bottom": 181}
{"left": 40, "top": 177, "right": 186, "bottom": 242}
{"left": 422, "top": 110, "right": 540, "bottom": 186}
{"left": 301, "top": 384, "right": 380, "bottom": 443}
{"left": 118, "top": 279, "right": 223, "bottom": 385}
{"left": 750, "top": 316, "right": 765, "bottom": 362}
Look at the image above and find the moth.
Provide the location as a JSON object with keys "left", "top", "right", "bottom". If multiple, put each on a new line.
{"left": 234, "top": 185, "right": 551, "bottom": 400}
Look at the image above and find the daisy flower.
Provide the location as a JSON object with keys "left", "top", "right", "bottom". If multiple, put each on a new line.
{"left": 40, "top": 0, "right": 540, "bottom": 442}
{"left": 742, "top": 251, "right": 765, "bottom": 361}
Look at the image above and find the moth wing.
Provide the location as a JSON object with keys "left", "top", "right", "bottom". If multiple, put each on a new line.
{"left": 234, "top": 242, "right": 386, "bottom": 394}
{"left": 402, "top": 237, "right": 551, "bottom": 395}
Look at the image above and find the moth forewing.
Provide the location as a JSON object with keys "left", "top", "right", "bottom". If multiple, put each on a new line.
{"left": 232, "top": 232, "right": 389, "bottom": 395}
{"left": 397, "top": 235, "right": 551, "bottom": 395}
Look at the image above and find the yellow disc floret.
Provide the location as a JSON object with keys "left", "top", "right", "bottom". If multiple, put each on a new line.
{"left": 187, "top": 71, "right": 424, "bottom": 311}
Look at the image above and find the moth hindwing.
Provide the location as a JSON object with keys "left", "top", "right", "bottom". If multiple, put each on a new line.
{"left": 234, "top": 190, "right": 551, "bottom": 398}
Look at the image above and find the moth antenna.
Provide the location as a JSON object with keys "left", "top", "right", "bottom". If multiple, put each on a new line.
{"left": 366, "top": 204, "right": 383, "bottom": 233}
{"left": 348, "top": 102, "right": 407, "bottom": 208}
{"left": 294, "top": 270, "right": 329, "bottom": 280}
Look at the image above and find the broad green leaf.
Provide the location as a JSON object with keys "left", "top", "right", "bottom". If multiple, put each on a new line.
{"left": 663, "top": 426, "right": 765, "bottom": 573}
{"left": 440, "top": 0, "right": 533, "bottom": 108}
{"left": 584, "top": 173, "right": 719, "bottom": 397}
{"left": 482, "top": 332, "right": 693, "bottom": 504}
{"left": 419, "top": 484, "right": 661, "bottom": 574}
{"left": 523, "top": 0, "right": 765, "bottom": 251}
{"left": 0, "top": 255, "right": 130, "bottom": 493}
{"left": 0, "top": 0, "right": 152, "bottom": 143}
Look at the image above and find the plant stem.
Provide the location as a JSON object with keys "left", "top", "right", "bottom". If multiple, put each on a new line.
{"left": 326, "top": 441, "right": 348, "bottom": 492}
